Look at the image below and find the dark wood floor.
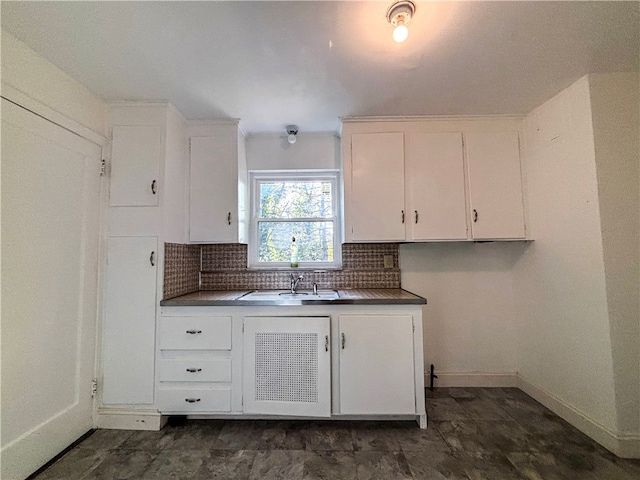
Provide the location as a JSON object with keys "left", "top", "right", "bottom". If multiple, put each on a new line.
{"left": 34, "top": 388, "right": 640, "bottom": 479}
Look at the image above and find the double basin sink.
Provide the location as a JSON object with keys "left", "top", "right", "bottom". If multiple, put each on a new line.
{"left": 238, "top": 289, "right": 339, "bottom": 304}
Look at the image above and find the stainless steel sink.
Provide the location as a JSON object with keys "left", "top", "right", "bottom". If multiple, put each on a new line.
{"left": 239, "top": 289, "right": 339, "bottom": 302}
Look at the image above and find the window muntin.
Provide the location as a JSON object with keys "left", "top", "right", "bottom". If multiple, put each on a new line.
{"left": 249, "top": 171, "right": 341, "bottom": 269}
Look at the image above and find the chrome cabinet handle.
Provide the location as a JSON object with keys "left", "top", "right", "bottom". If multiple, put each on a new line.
{"left": 185, "top": 398, "right": 201, "bottom": 403}
{"left": 150, "top": 251, "right": 155, "bottom": 266}
{"left": 227, "top": 212, "right": 231, "bottom": 225}
{"left": 341, "top": 333, "right": 345, "bottom": 349}
{"left": 415, "top": 210, "right": 419, "bottom": 224}
{"left": 401, "top": 210, "right": 405, "bottom": 224}
{"left": 151, "top": 179, "right": 157, "bottom": 195}
{"left": 325, "top": 335, "right": 329, "bottom": 352}
{"left": 473, "top": 209, "right": 478, "bottom": 223}
{"left": 186, "top": 329, "right": 202, "bottom": 334}
{"left": 186, "top": 368, "right": 202, "bottom": 373}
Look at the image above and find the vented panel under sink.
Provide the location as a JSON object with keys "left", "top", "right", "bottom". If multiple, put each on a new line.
{"left": 254, "top": 332, "right": 318, "bottom": 403}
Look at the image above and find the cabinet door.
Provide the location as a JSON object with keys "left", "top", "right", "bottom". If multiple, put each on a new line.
{"left": 110, "top": 126, "right": 161, "bottom": 206}
{"left": 406, "top": 133, "right": 468, "bottom": 240}
{"left": 102, "top": 237, "right": 157, "bottom": 405}
{"left": 350, "top": 133, "right": 405, "bottom": 241}
{"left": 189, "top": 135, "right": 238, "bottom": 243}
{"left": 243, "top": 317, "right": 331, "bottom": 417}
{"left": 339, "top": 315, "right": 415, "bottom": 414}
{"left": 466, "top": 132, "right": 526, "bottom": 239}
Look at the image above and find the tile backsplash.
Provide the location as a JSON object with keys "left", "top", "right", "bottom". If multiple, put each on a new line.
{"left": 163, "top": 243, "right": 400, "bottom": 298}
{"left": 163, "top": 243, "right": 200, "bottom": 300}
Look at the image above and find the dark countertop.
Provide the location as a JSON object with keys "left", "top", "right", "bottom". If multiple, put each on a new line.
{"left": 160, "top": 288, "right": 427, "bottom": 306}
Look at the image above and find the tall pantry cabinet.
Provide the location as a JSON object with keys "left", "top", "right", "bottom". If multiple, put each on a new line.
{"left": 100, "top": 104, "right": 187, "bottom": 428}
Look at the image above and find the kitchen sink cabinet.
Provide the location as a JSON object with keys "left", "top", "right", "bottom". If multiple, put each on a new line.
{"left": 188, "top": 123, "right": 247, "bottom": 243}
{"left": 466, "top": 131, "right": 526, "bottom": 239}
{"left": 242, "top": 316, "right": 331, "bottom": 417}
{"left": 338, "top": 314, "right": 416, "bottom": 415}
{"left": 157, "top": 305, "right": 426, "bottom": 427}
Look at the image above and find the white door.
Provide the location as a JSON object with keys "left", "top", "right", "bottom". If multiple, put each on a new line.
{"left": 350, "top": 133, "right": 406, "bottom": 241}
{"left": 466, "top": 131, "right": 526, "bottom": 239}
{"left": 243, "top": 317, "right": 331, "bottom": 417}
{"left": 110, "top": 125, "right": 162, "bottom": 206}
{"left": 102, "top": 236, "right": 157, "bottom": 405}
{"left": 189, "top": 135, "right": 237, "bottom": 243}
{"left": 405, "top": 132, "right": 468, "bottom": 241}
{"left": 339, "top": 315, "right": 415, "bottom": 414}
{"left": 1, "top": 98, "right": 102, "bottom": 480}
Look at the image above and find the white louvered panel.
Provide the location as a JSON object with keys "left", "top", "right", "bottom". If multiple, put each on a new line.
{"left": 243, "top": 317, "right": 330, "bottom": 417}
{"left": 255, "top": 333, "right": 318, "bottom": 403}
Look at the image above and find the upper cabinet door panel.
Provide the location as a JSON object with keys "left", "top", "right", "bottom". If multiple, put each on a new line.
{"left": 110, "top": 126, "right": 162, "bottom": 206}
{"left": 466, "top": 132, "right": 525, "bottom": 239}
{"left": 350, "top": 133, "right": 405, "bottom": 241}
{"left": 189, "top": 135, "right": 237, "bottom": 243}
{"left": 405, "top": 133, "right": 468, "bottom": 241}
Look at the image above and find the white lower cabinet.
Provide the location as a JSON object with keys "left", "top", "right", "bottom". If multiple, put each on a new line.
{"left": 242, "top": 316, "right": 331, "bottom": 417}
{"left": 339, "top": 315, "right": 416, "bottom": 415}
{"left": 157, "top": 316, "right": 234, "bottom": 413}
{"left": 157, "top": 306, "right": 426, "bottom": 426}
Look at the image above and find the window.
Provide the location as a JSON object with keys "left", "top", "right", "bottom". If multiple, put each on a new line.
{"left": 249, "top": 171, "right": 341, "bottom": 269}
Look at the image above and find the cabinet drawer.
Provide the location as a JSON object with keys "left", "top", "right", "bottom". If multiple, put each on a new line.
{"left": 160, "top": 317, "right": 232, "bottom": 350}
{"left": 158, "top": 359, "right": 231, "bottom": 382}
{"left": 158, "top": 388, "right": 231, "bottom": 413}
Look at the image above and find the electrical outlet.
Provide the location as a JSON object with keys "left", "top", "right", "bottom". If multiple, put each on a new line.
{"left": 383, "top": 254, "right": 394, "bottom": 269}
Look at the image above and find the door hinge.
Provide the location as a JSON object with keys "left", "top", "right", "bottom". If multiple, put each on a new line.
{"left": 100, "top": 159, "right": 107, "bottom": 176}
{"left": 91, "top": 378, "right": 98, "bottom": 398}
{"left": 412, "top": 322, "right": 415, "bottom": 333}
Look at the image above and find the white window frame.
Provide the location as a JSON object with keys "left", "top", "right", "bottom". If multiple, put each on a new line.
{"left": 248, "top": 170, "right": 342, "bottom": 269}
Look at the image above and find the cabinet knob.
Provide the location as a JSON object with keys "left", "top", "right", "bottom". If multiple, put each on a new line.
{"left": 186, "top": 329, "right": 202, "bottom": 335}
{"left": 186, "top": 368, "right": 202, "bottom": 373}
{"left": 151, "top": 179, "right": 157, "bottom": 195}
{"left": 473, "top": 209, "right": 478, "bottom": 223}
{"left": 185, "top": 398, "right": 201, "bottom": 403}
{"left": 149, "top": 251, "right": 155, "bottom": 266}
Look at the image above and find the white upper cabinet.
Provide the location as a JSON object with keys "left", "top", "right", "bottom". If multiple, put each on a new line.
{"left": 110, "top": 125, "right": 162, "bottom": 206}
{"left": 349, "top": 132, "right": 406, "bottom": 241}
{"left": 189, "top": 124, "right": 247, "bottom": 243}
{"left": 343, "top": 119, "right": 527, "bottom": 242}
{"left": 466, "top": 131, "right": 526, "bottom": 239}
{"left": 405, "top": 133, "right": 468, "bottom": 241}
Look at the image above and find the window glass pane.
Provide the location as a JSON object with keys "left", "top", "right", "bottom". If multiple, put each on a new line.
{"left": 259, "top": 181, "right": 333, "bottom": 218}
{"left": 258, "top": 221, "right": 334, "bottom": 262}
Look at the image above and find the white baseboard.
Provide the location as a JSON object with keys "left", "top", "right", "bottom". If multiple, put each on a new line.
{"left": 97, "top": 408, "right": 167, "bottom": 431}
{"left": 517, "top": 376, "right": 640, "bottom": 459}
{"left": 426, "top": 372, "right": 518, "bottom": 388}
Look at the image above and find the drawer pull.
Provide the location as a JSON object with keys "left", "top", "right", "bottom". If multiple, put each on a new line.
{"left": 186, "top": 368, "right": 202, "bottom": 373}
{"left": 186, "top": 330, "right": 202, "bottom": 334}
{"left": 185, "top": 398, "right": 201, "bottom": 403}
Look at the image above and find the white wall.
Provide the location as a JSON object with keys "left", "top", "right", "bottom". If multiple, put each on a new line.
{"left": 1, "top": 31, "right": 106, "bottom": 135}
{"left": 246, "top": 134, "right": 339, "bottom": 171}
{"left": 589, "top": 73, "right": 640, "bottom": 442}
{"left": 514, "top": 76, "right": 619, "bottom": 437}
{"left": 401, "top": 242, "right": 521, "bottom": 385}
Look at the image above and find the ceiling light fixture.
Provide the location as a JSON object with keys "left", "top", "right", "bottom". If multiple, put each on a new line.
{"left": 386, "top": 0, "right": 415, "bottom": 43}
{"left": 286, "top": 125, "right": 298, "bottom": 144}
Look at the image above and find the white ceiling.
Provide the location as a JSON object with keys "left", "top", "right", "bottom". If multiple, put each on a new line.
{"left": 2, "top": 1, "right": 638, "bottom": 133}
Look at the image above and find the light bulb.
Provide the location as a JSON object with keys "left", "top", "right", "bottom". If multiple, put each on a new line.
{"left": 288, "top": 133, "right": 297, "bottom": 144}
{"left": 393, "top": 24, "right": 409, "bottom": 43}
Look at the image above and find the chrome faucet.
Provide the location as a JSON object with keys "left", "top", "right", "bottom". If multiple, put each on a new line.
{"left": 290, "top": 273, "right": 304, "bottom": 294}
